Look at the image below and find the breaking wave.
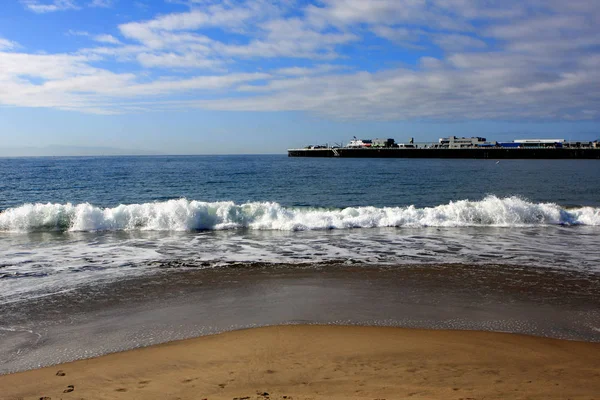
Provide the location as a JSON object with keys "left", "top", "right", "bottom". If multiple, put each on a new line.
{"left": 0, "top": 196, "right": 598, "bottom": 232}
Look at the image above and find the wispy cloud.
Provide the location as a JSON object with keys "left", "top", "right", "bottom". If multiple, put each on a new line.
{"left": 0, "top": 48, "right": 270, "bottom": 114}
{"left": 89, "top": 0, "right": 113, "bottom": 7}
{"left": 93, "top": 34, "right": 121, "bottom": 45}
{"left": 432, "top": 34, "right": 487, "bottom": 51}
{"left": 273, "top": 65, "right": 346, "bottom": 76}
{"left": 67, "top": 30, "right": 121, "bottom": 45}
{"left": 67, "top": 29, "right": 90, "bottom": 36}
{"left": 185, "top": 60, "right": 599, "bottom": 121}
{"left": 0, "top": 38, "right": 18, "bottom": 50}
{"left": 21, "top": 0, "right": 79, "bottom": 13}
{"left": 135, "top": 52, "right": 220, "bottom": 69}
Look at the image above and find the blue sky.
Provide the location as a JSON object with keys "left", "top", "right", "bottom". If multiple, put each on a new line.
{"left": 0, "top": 0, "right": 599, "bottom": 154}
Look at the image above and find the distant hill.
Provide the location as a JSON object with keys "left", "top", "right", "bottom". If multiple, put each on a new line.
{"left": 0, "top": 145, "right": 161, "bottom": 157}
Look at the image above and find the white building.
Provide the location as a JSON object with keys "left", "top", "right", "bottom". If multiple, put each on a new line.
{"left": 438, "top": 136, "right": 487, "bottom": 148}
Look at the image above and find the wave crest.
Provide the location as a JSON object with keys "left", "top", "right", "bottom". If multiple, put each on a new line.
{"left": 0, "top": 196, "right": 598, "bottom": 232}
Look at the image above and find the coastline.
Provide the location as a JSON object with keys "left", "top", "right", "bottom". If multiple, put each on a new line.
{"left": 2, "top": 262, "right": 600, "bottom": 376}
{"left": 2, "top": 154, "right": 600, "bottom": 399}
{"left": 2, "top": 324, "right": 600, "bottom": 400}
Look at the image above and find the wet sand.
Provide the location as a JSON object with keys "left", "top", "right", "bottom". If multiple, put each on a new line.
{"left": 1, "top": 263, "right": 600, "bottom": 375}
{"left": 2, "top": 324, "right": 600, "bottom": 400}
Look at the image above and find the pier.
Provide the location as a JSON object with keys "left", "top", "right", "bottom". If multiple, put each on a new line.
{"left": 287, "top": 147, "right": 600, "bottom": 159}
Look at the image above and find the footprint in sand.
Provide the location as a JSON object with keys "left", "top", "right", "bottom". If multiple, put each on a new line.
{"left": 115, "top": 388, "right": 128, "bottom": 392}
{"left": 63, "top": 385, "right": 75, "bottom": 393}
{"left": 55, "top": 370, "right": 66, "bottom": 376}
{"left": 138, "top": 380, "right": 151, "bottom": 388}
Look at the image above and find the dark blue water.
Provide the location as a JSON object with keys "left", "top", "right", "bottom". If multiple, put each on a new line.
{"left": 1, "top": 155, "right": 598, "bottom": 209}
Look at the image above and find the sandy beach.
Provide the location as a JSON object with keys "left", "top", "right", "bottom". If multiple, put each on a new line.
{"left": 2, "top": 325, "right": 600, "bottom": 400}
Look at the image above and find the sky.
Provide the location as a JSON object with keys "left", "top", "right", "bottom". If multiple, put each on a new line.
{"left": 0, "top": 0, "right": 599, "bottom": 155}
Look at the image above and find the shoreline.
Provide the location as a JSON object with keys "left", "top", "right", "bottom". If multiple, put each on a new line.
{"left": 2, "top": 263, "right": 600, "bottom": 375}
{"left": 2, "top": 324, "right": 600, "bottom": 400}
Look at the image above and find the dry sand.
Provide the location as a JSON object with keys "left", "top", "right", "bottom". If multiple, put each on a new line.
{"left": 1, "top": 325, "right": 599, "bottom": 400}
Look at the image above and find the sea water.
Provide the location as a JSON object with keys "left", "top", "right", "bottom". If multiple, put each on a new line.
{"left": 1, "top": 155, "right": 599, "bottom": 372}
{"left": 1, "top": 155, "right": 599, "bottom": 303}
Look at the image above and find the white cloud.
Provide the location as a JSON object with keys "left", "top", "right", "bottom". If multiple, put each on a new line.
{"left": 89, "top": 0, "right": 112, "bottom": 7}
{"left": 0, "top": 52, "right": 95, "bottom": 81}
{"left": 80, "top": 44, "right": 149, "bottom": 63}
{"left": 136, "top": 52, "right": 219, "bottom": 69}
{"left": 67, "top": 29, "right": 90, "bottom": 37}
{"left": 306, "top": 0, "right": 472, "bottom": 31}
{"left": 116, "top": 1, "right": 357, "bottom": 71}
{"left": 274, "top": 65, "right": 345, "bottom": 76}
{"left": 4, "top": 0, "right": 600, "bottom": 121}
{"left": 432, "top": 34, "right": 487, "bottom": 51}
{"left": 119, "top": 25, "right": 213, "bottom": 50}
{"left": 66, "top": 31, "right": 123, "bottom": 47}
{"left": 0, "top": 38, "right": 17, "bottom": 50}
{"left": 215, "top": 18, "right": 358, "bottom": 59}
{"left": 113, "top": 72, "right": 270, "bottom": 97}
{"left": 93, "top": 34, "right": 121, "bottom": 45}
{"left": 0, "top": 49, "right": 270, "bottom": 113}
{"left": 21, "top": 0, "right": 79, "bottom": 13}
{"left": 185, "top": 63, "right": 598, "bottom": 121}
{"left": 371, "top": 28, "right": 487, "bottom": 51}
{"left": 118, "top": 0, "right": 290, "bottom": 50}
{"left": 118, "top": 6, "right": 257, "bottom": 41}
{"left": 372, "top": 26, "right": 424, "bottom": 45}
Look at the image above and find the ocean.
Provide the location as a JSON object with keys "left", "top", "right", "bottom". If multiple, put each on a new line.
{"left": 1, "top": 155, "right": 599, "bottom": 373}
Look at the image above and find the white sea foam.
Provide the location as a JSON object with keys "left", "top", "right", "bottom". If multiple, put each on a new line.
{"left": 0, "top": 196, "right": 599, "bottom": 232}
